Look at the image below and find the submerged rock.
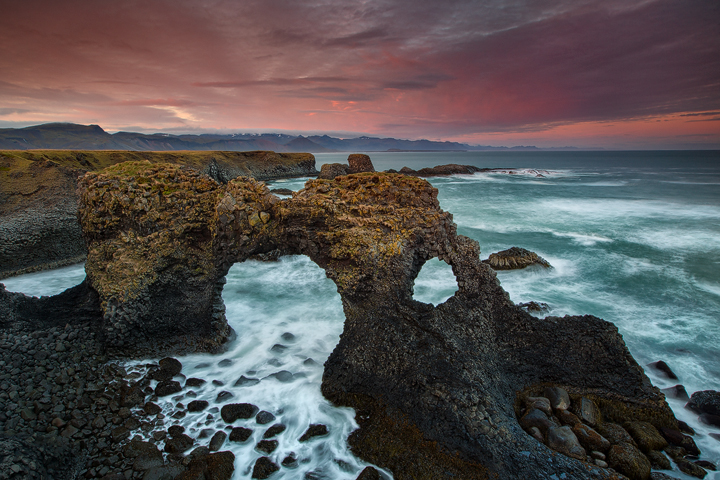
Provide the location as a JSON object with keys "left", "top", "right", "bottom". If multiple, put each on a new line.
{"left": 483, "top": 247, "right": 551, "bottom": 270}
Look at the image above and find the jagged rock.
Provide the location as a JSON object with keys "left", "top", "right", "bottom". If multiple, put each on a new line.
{"left": 648, "top": 361, "right": 677, "bottom": 380}
{"left": 658, "top": 427, "right": 700, "bottom": 455}
{"left": 318, "top": 163, "right": 349, "bottom": 179}
{"left": 299, "top": 424, "right": 329, "bottom": 442}
{"left": 607, "top": 442, "right": 651, "bottom": 480}
{"left": 348, "top": 154, "right": 375, "bottom": 174}
{"left": 518, "top": 301, "right": 550, "bottom": 313}
{"left": 357, "top": 466, "right": 381, "bottom": 480}
{"left": 662, "top": 384, "right": 689, "bottom": 400}
{"left": 483, "top": 247, "right": 551, "bottom": 270}
{"left": 65, "top": 162, "right": 680, "bottom": 479}
{"left": 624, "top": 421, "right": 668, "bottom": 453}
{"left": 687, "top": 390, "right": 720, "bottom": 416}
{"left": 255, "top": 439, "right": 278, "bottom": 454}
{"left": 252, "top": 457, "right": 279, "bottom": 479}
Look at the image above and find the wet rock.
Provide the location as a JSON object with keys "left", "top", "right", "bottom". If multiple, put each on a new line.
{"left": 270, "top": 344, "right": 287, "bottom": 353}
{"left": 111, "top": 426, "right": 130, "bottom": 443}
{"left": 165, "top": 433, "right": 194, "bottom": 454}
{"left": 483, "top": 247, "right": 551, "bottom": 270}
{"left": 607, "top": 442, "right": 651, "bottom": 480}
{"left": 268, "top": 370, "right": 294, "bottom": 382}
{"left": 185, "top": 378, "right": 206, "bottom": 388}
{"left": 572, "top": 423, "right": 610, "bottom": 452}
{"left": 188, "top": 400, "right": 209, "bottom": 412}
{"left": 143, "top": 402, "right": 162, "bottom": 415}
{"left": 679, "top": 420, "right": 696, "bottom": 435}
{"left": 159, "top": 357, "right": 182, "bottom": 376}
{"left": 651, "top": 474, "right": 679, "bottom": 480}
{"left": 155, "top": 380, "right": 182, "bottom": 397}
{"left": 695, "top": 460, "right": 716, "bottom": 471}
{"left": 648, "top": 361, "right": 678, "bottom": 380}
{"left": 356, "top": 466, "right": 381, "bottom": 480}
{"left": 215, "top": 391, "right": 234, "bottom": 403}
{"left": 543, "top": 387, "right": 570, "bottom": 410}
{"left": 228, "top": 427, "right": 253, "bottom": 443}
{"left": 263, "top": 424, "right": 286, "bottom": 438}
{"left": 347, "top": 154, "right": 375, "bottom": 174}
{"left": 517, "top": 301, "right": 550, "bottom": 313}
{"left": 546, "top": 425, "right": 586, "bottom": 460}
{"left": 646, "top": 450, "right": 671, "bottom": 470}
{"left": 221, "top": 403, "right": 259, "bottom": 423}
{"left": 662, "top": 384, "right": 689, "bottom": 401}
{"left": 573, "top": 397, "right": 601, "bottom": 426}
{"left": 209, "top": 431, "right": 227, "bottom": 451}
{"left": 676, "top": 458, "right": 708, "bottom": 478}
{"left": 252, "top": 456, "right": 279, "bottom": 479}
{"left": 255, "top": 410, "right": 276, "bottom": 425}
{"left": 318, "top": 163, "right": 350, "bottom": 180}
{"left": 212, "top": 380, "right": 225, "bottom": 386}
{"left": 176, "top": 451, "right": 235, "bottom": 480}
{"left": 624, "top": 421, "right": 668, "bottom": 453}
{"left": 281, "top": 332, "right": 296, "bottom": 342}
{"left": 281, "top": 454, "right": 298, "bottom": 468}
{"left": 234, "top": 375, "right": 260, "bottom": 387}
{"left": 255, "top": 439, "right": 278, "bottom": 454}
{"left": 270, "top": 188, "right": 293, "bottom": 196}
{"left": 299, "top": 424, "right": 328, "bottom": 442}
{"left": 168, "top": 425, "right": 186, "bottom": 436}
{"left": 687, "top": 390, "right": 720, "bottom": 416}
{"left": 218, "top": 359, "right": 233, "bottom": 367}
{"left": 699, "top": 413, "right": 720, "bottom": 427}
{"left": 142, "top": 463, "right": 187, "bottom": 480}
{"left": 658, "top": 427, "right": 700, "bottom": 455}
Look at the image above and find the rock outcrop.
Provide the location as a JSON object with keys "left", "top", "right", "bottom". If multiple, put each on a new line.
{"left": 397, "top": 164, "right": 481, "bottom": 176}
{"left": 0, "top": 150, "right": 317, "bottom": 279}
{"left": 483, "top": 246, "right": 552, "bottom": 270}
{"left": 348, "top": 154, "right": 375, "bottom": 174}
{"left": 318, "top": 163, "right": 349, "bottom": 179}
{"left": 67, "top": 161, "right": 678, "bottom": 479}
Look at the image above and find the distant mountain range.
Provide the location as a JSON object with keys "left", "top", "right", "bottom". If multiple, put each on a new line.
{"left": 0, "top": 123, "right": 577, "bottom": 152}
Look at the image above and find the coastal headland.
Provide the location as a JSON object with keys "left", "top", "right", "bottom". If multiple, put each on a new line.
{"left": 0, "top": 154, "right": 711, "bottom": 479}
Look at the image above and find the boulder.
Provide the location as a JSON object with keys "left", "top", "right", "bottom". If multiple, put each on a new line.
{"left": 208, "top": 431, "right": 227, "bottom": 452}
{"left": 347, "top": 154, "right": 375, "bottom": 174}
{"left": 525, "top": 397, "right": 552, "bottom": 416}
{"left": 299, "top": 424, "right": 329, "bottom": 442}
{"left": 648, "top": 361, "right": 677, "bottom": 380}
{"left": 573, "top": 397, "right": 601, "bottom": 427}
{"left": 686, "top": 390, "right": 720, "bottom": 416}
{"left": 572, "top": 423, "right": 610, "bottom": 452}
{"left": 624, "top": 421, "right": 668, "bottom": 453}
{"left": 607, "top": 442, "right": 651, "bottom": 480}
{"left": 221, "top": 403, "right": 258, "bottom": 423}
{"left": 176, "top": 451, "right": 235, "bottom": 480}
{"left": 547, "top": 426, "right": 586, "bottom": 460}
{"left": 661, "top": 384, "right": 689, "bottom": 401}
{"left": 252, "top": 457, "right": 279, "bottom": 479}
{"left": 519, "top": 408, "right": 555, "bottom": 437}
{"left": 543, "top": 387, "right": 570, "bottom": 410}
{"left": 483, "top": 247, "right": 551, "bottom": 270}
{"left": 598, "top": 423, "right": 636, "bottom": 446}
{"left": 318, "top": 163, "right": 349, "bottom": 180}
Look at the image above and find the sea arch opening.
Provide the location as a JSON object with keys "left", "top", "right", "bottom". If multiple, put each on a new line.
{"left": 412, "top": 257, "right": 459, "bottom": 306}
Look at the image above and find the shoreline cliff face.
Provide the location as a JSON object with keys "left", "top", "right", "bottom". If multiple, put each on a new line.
{"left": 70, "top": 161, "right": 676, "bottom": 479}
{"left": 0, "top": 150, "right": 317, "bottom": 279}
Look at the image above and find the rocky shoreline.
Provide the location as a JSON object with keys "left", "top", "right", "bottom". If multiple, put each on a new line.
{"left": 3, "top": 154, "right": 719, "bottom": 479}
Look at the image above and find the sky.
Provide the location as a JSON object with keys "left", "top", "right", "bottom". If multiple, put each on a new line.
{"left": 0, "top": 0, "right": 719, "bottom": 149}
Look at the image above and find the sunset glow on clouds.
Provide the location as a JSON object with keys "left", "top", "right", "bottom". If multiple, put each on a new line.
{"left": 1, "top": 0, "right": 719, "bottom": 148}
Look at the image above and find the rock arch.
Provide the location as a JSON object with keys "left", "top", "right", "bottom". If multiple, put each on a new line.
{"left": 76, "top": 161, "right": 676, "bottom": 480}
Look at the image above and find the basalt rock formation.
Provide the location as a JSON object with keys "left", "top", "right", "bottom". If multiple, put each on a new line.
{"left": 0, "top": 150, "right": 317, "bottom": 279}
{"left": 71, "top": 161, "right": 678, "bottom": 479}
{"left": 484, "top": 246, "right": 552, "bottom": 270}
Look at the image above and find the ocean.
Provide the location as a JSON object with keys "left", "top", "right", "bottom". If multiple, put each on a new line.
{"left": 3, "top": 150, "right": 719, "bottom": 479}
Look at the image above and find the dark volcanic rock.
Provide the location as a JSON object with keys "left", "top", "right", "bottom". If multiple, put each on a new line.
{"left": 176, "top": 451, "right": 235, "bottom": 480}
{"left": 318, "top": 163, "right": 350, "bottom": 179}
{"left": 228, "top": 427, "right": 253, "bottom": 443}
{"left": 209, "top": 431, "right": 227, "bottom": 451}
{"left": 252, "top": 456, "right": 279, "bottom": 479}
{"left": 188, "top": 400, "right": 209, "bottom": 412}
{"left": 62, "top": 163, "right": 680, "bottom": 479}
{"left": 299, "top": 424, "right": 329, "bottom": 442}
{"left": 164, "top": 433, "right": 194, "bottom": 454}
{"left": 356, "top": 466, "right": 381, "bottom": 480}
{"left": 662, "top": 384, "right": 689, "bottom": 401}
{"left": 648, "top": 360, "right": 678, "bottom": 380}
{"left": 155, "top": 380, "right": 182, "bottom": 397}
{"left": 255, "top": 439, "right": 278, "bottom": 454}
{"left": 483, "top": 246, "right": 551, "bottom": 270}
{"left": 398, "top": 164, "right": 481, "bottom": 177}
{"left": 347, "top": 154, "right": 375, "bottom": 174}
{"left": 256, "top": 410, "right": 276, "bottom": 425}
{"left": 607, "top": 442, "right": 651, "bottom": 480}
{"left": 687, "top": 390, "right": 720, "bottom": 416}
{"left": 270, "top": 187, "right": 293, "bottom": 196}
{"left": 221, "top": 403, "right": 259, "bottom": 423}
{"left": 263, "top": 424, "right": 286, "bottom": 438}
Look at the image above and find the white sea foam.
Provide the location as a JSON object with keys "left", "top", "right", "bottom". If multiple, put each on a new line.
{"left": 1, "top": 263, "right": 86, "bottom": 297}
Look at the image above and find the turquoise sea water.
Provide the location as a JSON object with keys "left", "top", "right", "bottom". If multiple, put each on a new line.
{"left": 3, "top": 151, "right": 719, "bottom": 479}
